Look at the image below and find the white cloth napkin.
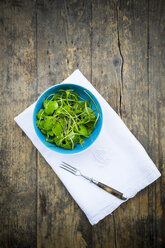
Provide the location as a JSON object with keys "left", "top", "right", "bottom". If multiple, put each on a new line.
{"left": 14, "top": 69, "right": 161, "bottom": 225}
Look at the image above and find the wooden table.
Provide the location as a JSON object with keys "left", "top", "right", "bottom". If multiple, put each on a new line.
{"left": 0, "top": 0, "right": 164, "bottom": 247}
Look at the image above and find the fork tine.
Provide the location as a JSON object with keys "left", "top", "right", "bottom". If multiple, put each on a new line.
{"left": 61, "top": 161, "right": 77, "bottom": 171}
{"left": 60, "top": 163, "right": 76, "bottom": 173}
{"left": 59, "top": 165, "right": 76, "bottom": 175}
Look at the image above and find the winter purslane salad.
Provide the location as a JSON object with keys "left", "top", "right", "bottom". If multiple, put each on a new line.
{"left": 36, "top": 89, "right": 99, "bottom": 149}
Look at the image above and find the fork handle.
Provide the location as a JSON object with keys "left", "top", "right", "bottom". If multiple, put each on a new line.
{"left": 91, "top": 179, "right": 127, "bottom": 200}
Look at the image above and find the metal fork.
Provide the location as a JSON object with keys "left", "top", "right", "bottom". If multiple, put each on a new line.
{"left": 60, "top": 161, "right": 127, "bottom": 200}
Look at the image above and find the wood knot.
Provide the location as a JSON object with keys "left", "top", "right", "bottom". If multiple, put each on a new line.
{"left": 113, "top": 58, "right": 121, "bottom": 67}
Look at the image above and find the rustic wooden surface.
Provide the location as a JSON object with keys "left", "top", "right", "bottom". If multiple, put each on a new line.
{"left": 0, "top": 0, "right": 165, "bottom": 247}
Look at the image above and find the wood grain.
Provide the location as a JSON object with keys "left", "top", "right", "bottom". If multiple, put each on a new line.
{"left": 0, "top": 1, "right": 37, "bottom": 247}
{"left": 113, "top": 1, "right": 151, "bottom": 247}
{"left": 148, "top": 1, "right": 165, "bottom": 246}
{"left": 0, "top": 0, "right": 164, "bottom": 247}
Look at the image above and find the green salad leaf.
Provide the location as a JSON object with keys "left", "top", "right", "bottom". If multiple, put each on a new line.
{"left": 36, "top": 89, "right": 99, "bottom": 150}
{"left": 44, "top": 100, "right": 58, "bottom": 115}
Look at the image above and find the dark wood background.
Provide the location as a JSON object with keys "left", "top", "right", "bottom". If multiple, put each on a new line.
{"left": 0, "top": 0, "right": 165, "bottom": 247}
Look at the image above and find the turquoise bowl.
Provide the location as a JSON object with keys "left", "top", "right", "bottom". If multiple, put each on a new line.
{"left": 33, "top": 83, "right": 103, "bottom": 154}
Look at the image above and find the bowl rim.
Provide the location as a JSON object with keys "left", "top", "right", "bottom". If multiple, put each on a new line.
{"left": 33, "top": 83, "right": 103, "bottom": 154}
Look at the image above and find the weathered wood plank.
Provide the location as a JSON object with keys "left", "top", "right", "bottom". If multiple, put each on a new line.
{"left": 111, "top": 0, "right": 164, "bottom": 247}
{"left": 0, "top": 1, "right": 37, "bottom": 247}
{"left": 36, "top": 0, "right": 92, "bottom": 247}
{"left": 148, "top": 0, "right": 165, "bottom": 247}
{"left": 113, "top": 1, "right": 151, "bottom": 247}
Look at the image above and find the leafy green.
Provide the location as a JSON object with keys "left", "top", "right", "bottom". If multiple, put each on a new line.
{"left": 36, "top": 89, "right": 99, "bottom": 149}
{"left": 43, "top": 100, "right": 58, "bottom": 115}
{"left": 43, "top": 116, "right": 56, "bottom": 131}
{"left": 36, "top": 109, "right": 45, "bottom": 120}
{"left": 78, "top": 125, "right": 88, "bottom": 137}
{"left": 52, "top": 122, "right": 63, "bottom": 136}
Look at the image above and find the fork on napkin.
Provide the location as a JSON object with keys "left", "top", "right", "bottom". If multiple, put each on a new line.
{"left": 14, "top": 69, "right": 161, "bottom": 225}
{"left": 60, "top": 161, "right": 127, "bottom": 200}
